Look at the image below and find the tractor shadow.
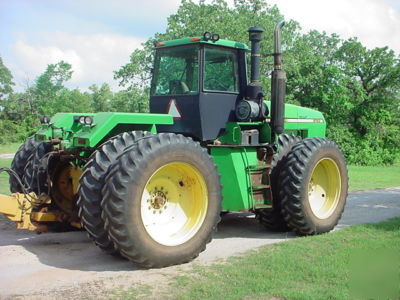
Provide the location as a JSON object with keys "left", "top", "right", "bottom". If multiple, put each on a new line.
{"left": 0, "top": 212, "right": 293, "bottom": 273}
{"left": 215, "top": 212, "right": 294, "bottom": 239}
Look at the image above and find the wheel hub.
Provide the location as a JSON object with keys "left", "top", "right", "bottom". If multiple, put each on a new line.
{"left": 149, "top": 189, "right": 168, "bottom": 211}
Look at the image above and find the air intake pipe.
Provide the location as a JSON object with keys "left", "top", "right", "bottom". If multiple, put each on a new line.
{"left": 270, "top": 20, "right": 286, "bottom": 135}
{"left": 235, "top": 27, "right": 266, "bottom": 122}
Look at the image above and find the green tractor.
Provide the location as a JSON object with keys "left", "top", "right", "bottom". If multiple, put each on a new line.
{"left": 0, "top": 21, "right": 348, "bottom": 268}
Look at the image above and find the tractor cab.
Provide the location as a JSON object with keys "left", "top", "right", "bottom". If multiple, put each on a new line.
{"left": 150, "top": 35, "right": 249, "bottom": 141}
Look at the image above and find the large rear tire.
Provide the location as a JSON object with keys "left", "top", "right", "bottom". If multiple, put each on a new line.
{"left": 256, "top": 134, "right": 301, "bottom": 231}
{"left": 77, "top": 131, "right": 151, "bottom": 254}
{"left": 280, "top": 138, "right": 348, "bottom": 235}
{"left": 102, "top": 133, "right": 222, "bottom": 268}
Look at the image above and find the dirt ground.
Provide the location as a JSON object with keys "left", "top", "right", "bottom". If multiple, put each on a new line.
{"left": 0, "top": 187, "right": 399, "bottom": 299}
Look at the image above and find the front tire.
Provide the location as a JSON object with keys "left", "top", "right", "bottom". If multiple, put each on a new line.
{"left": 280, "top": 138, "right": 348, "bottom": 235}
{"left": 77, "top": 131, "right": 151, "bottom": 254}
{"left": 102, "top": 133, "right": 222, "bottom": 268}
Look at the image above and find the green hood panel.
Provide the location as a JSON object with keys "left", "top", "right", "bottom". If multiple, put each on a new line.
{"left": 36, "top": 112, "right": 173, "bottom": 149}
{"left": 264, "top": 101, "right": 325, "bottom": 120}
{"left": 264, "top": 101, "right": 326, "bottom": 138}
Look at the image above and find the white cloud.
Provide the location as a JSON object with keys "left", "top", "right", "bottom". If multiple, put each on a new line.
{"left": 12, "top": 32, "right": 144, "bottom": 90}
{"left": 268, "top": 0, "right": 400, "bottom": 54}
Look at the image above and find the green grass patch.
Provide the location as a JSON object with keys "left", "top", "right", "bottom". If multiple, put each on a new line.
{"left": 348, "top": 164, "right": 400, "bottom": 191}
{"left": 0, "top": 158, "right": 12, "bottom": 194}
{"left": 0, "top": 143, "right": 20, "bottom": 155}
{"left": 159, "top": 218, "right": 399, "bottom": 300}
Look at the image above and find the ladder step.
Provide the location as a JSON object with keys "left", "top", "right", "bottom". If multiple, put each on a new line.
{"left": 252, "top": 185, "right": 270, "bottom": 190}
{"left": 247, "top": 165, "right": 271, "bottom": 171}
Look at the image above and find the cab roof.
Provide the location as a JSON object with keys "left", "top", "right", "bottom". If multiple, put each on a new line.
{"left": 154, "top": 37, "right": 249, "bottom": 50}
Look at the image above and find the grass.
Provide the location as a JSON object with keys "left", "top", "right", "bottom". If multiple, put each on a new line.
{"left": 150, "top": 218, "right": 399, "bottom": 300}
{"left": 348, "top": 164, "right": 400, "bottom": 191}
{"left": 0, "top": 143, "right": 20, "bottom": 155}
{"left": 0, "top": 158, "right": 12, "bottom": 194}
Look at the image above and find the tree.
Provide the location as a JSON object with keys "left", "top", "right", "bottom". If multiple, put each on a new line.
{"left": 332, "top": 40, "right": 400, "bottom": 164}
{"left": 34, "top": 61, "right": 73, "bottom": 116}
{"left": 35, "top": 61, "right": 73, "bottom": 98}
{"left": 89, "top": 83, "right": 112, "bottom": 112}
{"left": 111, "top": 88, "right": 149, "bottom": 113}
{"left": 0, "top": 57, "right": 15, "bottom": 102}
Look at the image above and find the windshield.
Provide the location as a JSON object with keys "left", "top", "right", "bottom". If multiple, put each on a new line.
{"left": 151, "top": 46, "right": 199, "bottom": 96}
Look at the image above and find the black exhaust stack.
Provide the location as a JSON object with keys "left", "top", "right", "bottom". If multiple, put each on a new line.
{"left": 247, "top": 27, "right": 264, "bottom": 98}
{"left": 270, "top": 20, "right": 286, "bottom": 135}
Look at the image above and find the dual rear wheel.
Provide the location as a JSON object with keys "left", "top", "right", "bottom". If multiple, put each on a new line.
{"left": 258, "top": 136, "right": 348, "bottom": 235}
{"left": 78, "top": 133, "right": 222, "bottom": 267}
{"left": 279, "top": 138, "right": 348, "bottom": 234}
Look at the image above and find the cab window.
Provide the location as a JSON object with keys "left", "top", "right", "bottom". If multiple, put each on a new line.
{"left": 151, "top": 46, "right": 199, "bottom": 96}
{"left": 204, "top": 47, "right": 239, "bottom": 93}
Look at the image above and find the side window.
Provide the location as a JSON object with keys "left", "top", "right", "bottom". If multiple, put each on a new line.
{"left": 204, "top": 47, "right": 239, "bottom": 93}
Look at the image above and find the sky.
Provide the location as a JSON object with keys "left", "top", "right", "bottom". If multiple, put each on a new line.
{"left": 1, "top": 0, "right": 399, "bottom": 92}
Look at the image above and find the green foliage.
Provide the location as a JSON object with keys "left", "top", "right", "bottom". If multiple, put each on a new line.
{"left": 35, "top": 61, "right": 72, "bottom": 97}
{"left": 89, "top": 83, "right": 112, "bottom": 112}
{"left": 0, "top": 57, "right": 15, "bottom": 101}
{"left": 111, "top": 88, "right": 149, "bottom": 113}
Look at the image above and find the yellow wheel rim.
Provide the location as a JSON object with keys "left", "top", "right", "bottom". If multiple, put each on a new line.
{"left": 141, "top": 162, "right": 208, "bottom": 246}
{"left": 308, "top": 158, "right": 341, "bottom": 219}
{"left": 52, "top": 164, "right": 83, "bottom": 213}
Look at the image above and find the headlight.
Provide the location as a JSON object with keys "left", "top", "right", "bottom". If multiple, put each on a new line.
{"left": 211, "top": 33, "right": 220, "bottom": 41}
{"left": 40, "top": 115, "right": 50, "bottom": 124}
{"left": 84, "top": 116, "right": 93, "bottom": 126}
{"left": 203, "top": 32, "right": 212, "bottom": 41}
{"left": 79, "top": 116, "right": 85, "bottom": 125}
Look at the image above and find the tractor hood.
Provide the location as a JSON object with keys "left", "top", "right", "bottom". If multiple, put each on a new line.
{"left": 35, "top": 112, "right": 173, "bottom": 149}
{"left": 264, "top": 101, "right": 326, "bottom": 137}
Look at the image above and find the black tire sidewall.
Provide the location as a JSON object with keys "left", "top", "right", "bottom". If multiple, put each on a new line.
{"left": 298, "top": 142, "right": 348, "bottom": 233}
{"left": 10, "top": 138, "right": 38, "bottom": 192}
{"left": 109, "top": 135, "right": 221, "bottom": 266}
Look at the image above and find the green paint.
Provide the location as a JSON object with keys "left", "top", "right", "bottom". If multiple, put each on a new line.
{"left": 217, "top": 102, "right": 325, "bottom": 147}
{"left": 211, "top": 147, "right": 259, "bottom": 211}
{"left": 264, "top": 101, "right": 326, "bottom": 138}
{"left": 155, "top": 37, "right": 249, "bottom": 50}
{"left": 35, "top": 112, "right": 173, "bottom": 149}
{"left": 73, "top": 112, "right": 172, "bottom": 147}
{"left": 217, "top": 123, "right": 242, "bottom": 145}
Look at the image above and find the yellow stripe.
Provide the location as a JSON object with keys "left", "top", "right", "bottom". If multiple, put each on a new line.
{"left": 265, "top": 118, "right": 324, "bottom": 123}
